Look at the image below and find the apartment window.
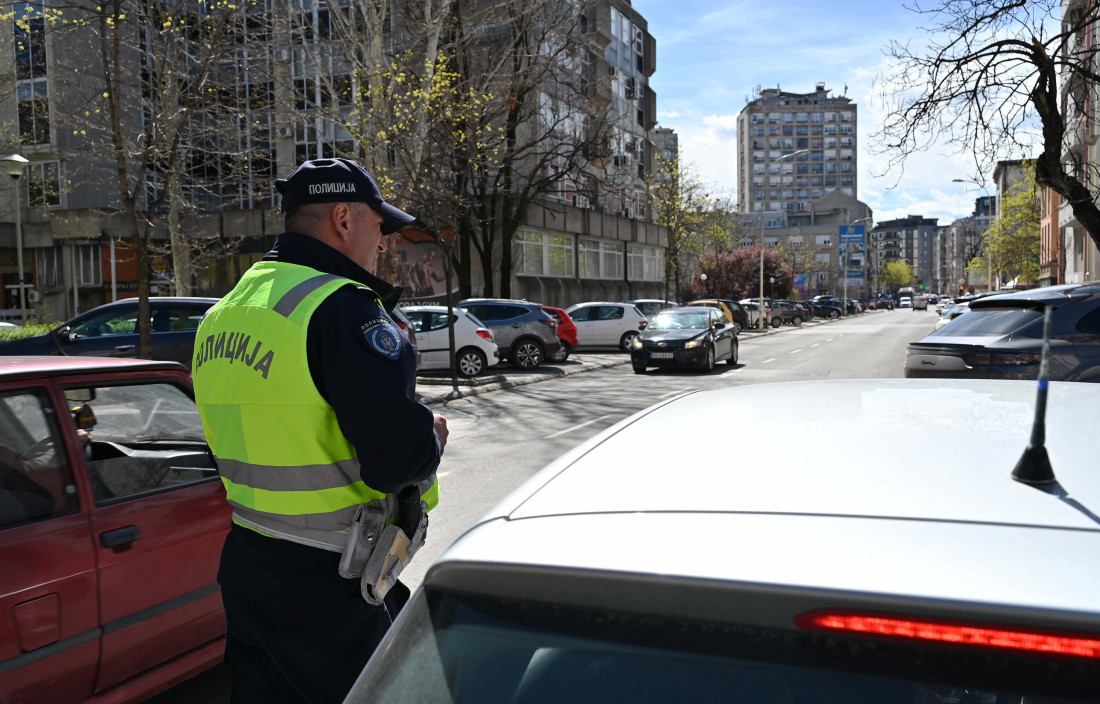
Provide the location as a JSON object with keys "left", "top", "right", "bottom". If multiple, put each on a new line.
{"left": 826, "top": 112, "right": 837, "bottom": 122}
{"left": 517, "top": 230, "right": 573, "bottom": 277}
{"left": 15, "top": 6, "right": 50, "bottom": 145}
{"left": 789, "top": 236, "right": 804, "bottom": 246}
{"left": 764, "top": 237, "right": 779, "bottom": 247}
{"left": 795, "top": 112, "right": 808, "bottom": 122}
{"left": 816, "top": 253, "right": 831, "bottom": 264}
{"left": 579, "top": 238, "right": 622, "bottom": 280}
{"left": 782, "top": 113, "right": 793, "bottom": 123}
{"left": 35, "top": 246, "right": 60, "bottom": 287}
{"left": 841, "top": 111, "right": 853, "bottom": 122}
{"left": 840, "top": 125, "right": 854, "bottom": 135}
{"left": 811, "top": 151, "right": 823, "bottom": 161}
{"left": 810, "top": 112, "right": 823, "bottom": 123}
{"left": 627, "top": 244, "right": 663, "bottom": 281}
{"left": 753, "top": 127, "right": 765, "bottom": 136}
{"left": 824, "top": 125, "right": 837, "bottom": 135}
{"left": 816, "top": 235, "right": 832, "bottom": 246}
{"left": 27, "top": 161, "right": 60, "bottom": 207}
{"left": 811, "top": 125, "right": 823, "bottom": 136}
{"left": 77, "top": 244, "right": 102, "bottom": 286}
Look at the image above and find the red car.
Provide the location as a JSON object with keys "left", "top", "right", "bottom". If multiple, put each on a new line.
{"left": 540, "top": 306, "right": 578, "bottom": 363}
{"left": 0, "top": 356, "right": 230, "bottom": 703}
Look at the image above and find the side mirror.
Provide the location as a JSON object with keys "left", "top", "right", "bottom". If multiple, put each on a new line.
{"left": 54, "top": 325, "right": 72, "bottom": 343}
{"left": 712, "top": 320, "right": 723, "bottom": 329}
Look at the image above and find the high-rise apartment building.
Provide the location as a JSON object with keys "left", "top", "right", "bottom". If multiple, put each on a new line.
{"left": 736, "top": 83, "right": 858, "bottom": 215}
{"left": 0, "top": 0, "right": 669, "bottom": 320}
{"left": 870, "top": 215, "right": 939, "bottom": 291}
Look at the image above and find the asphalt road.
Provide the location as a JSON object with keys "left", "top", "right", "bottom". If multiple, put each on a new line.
{"left": 149, "top": 308, "right": 939, "bottom": 703}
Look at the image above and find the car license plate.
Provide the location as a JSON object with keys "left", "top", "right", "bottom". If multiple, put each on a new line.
{"left": 650, "top": 352, "right": 674, "bottom": 359}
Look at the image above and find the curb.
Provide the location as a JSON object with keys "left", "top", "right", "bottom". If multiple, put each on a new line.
{"left": 416, "top": 358, "right": 630, "bottom": 404}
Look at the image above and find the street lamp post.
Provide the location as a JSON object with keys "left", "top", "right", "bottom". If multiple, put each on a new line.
{"left": 1, "top": 155, "right": 29, "bottom": 322}
{"left": 759, "top": 149, "right": 808, "bottom": 329}
{"left": 843, "top": 216, "right": 871, "bottom": 316}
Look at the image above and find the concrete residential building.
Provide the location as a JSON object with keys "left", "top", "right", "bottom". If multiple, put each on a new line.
{"left": 1040, "top": 185, "right": 1064, "bottom": 286}
{"left": 937, "top": 196, "right": 994, "bottom": 294}
{"left": 736, "top": 83, "right": 858, "bottom": 216}
{"left": 0, "top": 0, "right": 668, "bottom": 322}
{"left": 870, "top": 215, "right": 939, "bottom": 293}
{"left": 738, "top": 189, "right": 873, "bottom": 298}
{"left": 1058, "top": 0, "right": 1099, "bottom": 284}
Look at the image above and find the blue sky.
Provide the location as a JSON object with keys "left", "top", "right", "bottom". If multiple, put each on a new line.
{"left": 633, "top": 0, "right": 1009, "bottom": 225}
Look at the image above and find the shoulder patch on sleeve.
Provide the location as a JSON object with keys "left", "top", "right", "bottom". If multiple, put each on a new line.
{"left": 359, "top": 318, "right": 403, "bottom": 361}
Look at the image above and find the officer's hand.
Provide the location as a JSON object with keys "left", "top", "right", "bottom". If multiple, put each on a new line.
{"left": 433, "top": 414, "right": 449, "bottom": 449}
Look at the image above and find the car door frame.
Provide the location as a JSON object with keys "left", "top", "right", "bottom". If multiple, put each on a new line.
{"left": 0, "top": 377, "right": 100, "bottom": 704}
{"left": 52, "top": 368, "right": 229, "bottom": 694}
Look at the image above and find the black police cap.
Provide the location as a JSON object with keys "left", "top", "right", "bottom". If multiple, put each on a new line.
{"left": 275, "top": 158, "right": 416, "bottom": 235}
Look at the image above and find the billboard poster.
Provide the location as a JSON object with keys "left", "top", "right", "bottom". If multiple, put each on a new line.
{"left": 393, "top": 229, "right": 459, "bottom": 303}
{"left": 838, "top": 224, "right": 865, "bottom": 271}
{"left": 793, "top": 274, "right": 810, "bottom": 297}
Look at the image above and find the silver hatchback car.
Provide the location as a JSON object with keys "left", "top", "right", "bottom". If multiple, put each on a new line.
{"left": 348, "top": 379, "right": 1100, "bottom": 703}
{"left": 456, "top": 299, "right": 561, "bottom": 370}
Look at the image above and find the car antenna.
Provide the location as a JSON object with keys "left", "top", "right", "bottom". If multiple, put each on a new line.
{"left": 1012, "top": 304, "right": 1056, "bottom": 485}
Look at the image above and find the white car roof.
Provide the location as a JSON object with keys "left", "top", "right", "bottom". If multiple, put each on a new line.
{"left": 429, "top": 379, "right": 1100, "bottom": 628}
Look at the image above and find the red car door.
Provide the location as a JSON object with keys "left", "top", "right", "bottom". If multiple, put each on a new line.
{"left": 0, "top": 382, "right": 99, "bottom": 704}
{"left": 56, "top": 372, "right": 231, "bottom": 693}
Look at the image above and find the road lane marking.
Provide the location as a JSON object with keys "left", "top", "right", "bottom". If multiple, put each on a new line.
{"left": 811, "top": 343, "right": 820, "bottom": 348}
{"left": 658, "top": 387, "right": 693, "bottom": 399}
{"left": 790, "top": 349, "right": 802, "bottom": 354}
{"left": 545, "top": 414, "right": 613, "bottom": 439}
{"left": 763, "top": 358, "right": 776, "bottom": 364}
{"left": 826, "top": 338, "right": 834, "bottom": 342}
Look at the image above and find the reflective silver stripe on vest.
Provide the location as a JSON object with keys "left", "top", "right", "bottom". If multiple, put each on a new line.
{"left": 272, "top": 273, "right": 344, "bottom": 318}
{"left": 230, "top": 494, "right": 398, "bottom": 553}
{"left": 217, "top": 457, "right": 363, "bottom": 493}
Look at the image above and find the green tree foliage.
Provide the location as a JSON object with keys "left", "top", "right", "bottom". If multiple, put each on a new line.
{"left": 881, "top": 259, "right": 915, "bottom": 290}
{"left": 971, "top": 162, "right": 1041, "bottom": 285}
{"left": 650, "top": 149, "right": 723, "bottom": 301}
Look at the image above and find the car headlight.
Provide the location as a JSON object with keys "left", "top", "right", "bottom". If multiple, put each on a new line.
{"left": 632, "top": 337, "right": 644, "bottom": 350}
{"left": 683, "top": 337, "right": 702, "bottom": 349}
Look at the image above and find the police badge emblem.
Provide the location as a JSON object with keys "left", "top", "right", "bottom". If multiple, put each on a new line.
{"left": 360, "top": 318, "right": 403, "bottom": 360}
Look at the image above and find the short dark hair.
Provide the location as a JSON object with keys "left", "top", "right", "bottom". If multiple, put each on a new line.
{"left": 284, "top": 202, "right": 334, "bottom": 234}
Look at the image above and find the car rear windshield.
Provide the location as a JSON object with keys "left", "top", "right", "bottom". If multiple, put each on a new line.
{"left": 929, "top": 307, "right": 1042, "bottom": 337}
{"left": 348, "top": 588, "right": 1099, "bottom": 704}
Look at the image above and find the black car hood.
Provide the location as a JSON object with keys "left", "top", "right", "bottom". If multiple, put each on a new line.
{"left": 639, "top": 329, "right": 706, "bottom": 343}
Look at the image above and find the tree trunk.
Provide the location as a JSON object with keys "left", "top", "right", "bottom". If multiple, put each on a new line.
{"left": 169, "top": 177, "right": 191, "bottom": 296}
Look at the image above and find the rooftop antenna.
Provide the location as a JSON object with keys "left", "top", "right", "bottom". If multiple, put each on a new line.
{"left": 1012, "top": 304, "right": 1056, "bottom": 485}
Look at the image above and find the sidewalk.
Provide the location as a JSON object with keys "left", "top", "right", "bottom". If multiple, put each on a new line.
{"left": 414, "top": 314, "right": 850, "bottom": 404}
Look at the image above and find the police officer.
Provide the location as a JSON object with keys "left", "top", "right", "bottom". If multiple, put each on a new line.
{"left": 192, "top": 158, "right": 447, "bottom": 704}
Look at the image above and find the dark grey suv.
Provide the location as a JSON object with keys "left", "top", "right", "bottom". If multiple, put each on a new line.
{"left": 904, "top": 283, "right": 1100, "bottom": 382}
{"left": 456, "top": 299, "right": 561, "bottom": 369}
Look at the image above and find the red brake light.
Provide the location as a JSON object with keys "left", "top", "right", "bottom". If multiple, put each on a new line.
{"left": 964, "top": 352, "right": 1042, "bottom": 366}
{"left": 537, "top": 318, "right": 557, "bottom": 330}
{"left": 638, "top": 321, "right": 647, "bottom": 329}
{"left": 797, "top": 611, "right": 1100, "bottom": 660}
{"left": 394, "top": 321, "right": 408, "bottom": 331}
{"left": 476, "top": 329, "right": 493, "bottom": 342}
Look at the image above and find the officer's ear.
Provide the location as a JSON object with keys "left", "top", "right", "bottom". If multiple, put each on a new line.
{"left": 330, "top": 203, "right": 354, "bottom": 241}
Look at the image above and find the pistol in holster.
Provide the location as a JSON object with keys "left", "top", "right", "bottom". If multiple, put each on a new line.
{"left": 338, "top": 484, "right": 429, "bottom": 607}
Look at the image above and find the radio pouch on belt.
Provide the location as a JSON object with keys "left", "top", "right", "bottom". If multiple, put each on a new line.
{"left": 360, "top": 486, "right": 428, "bottom": 606}
{"left": 338, "top": 498, "right": 394, "bottom": 580}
